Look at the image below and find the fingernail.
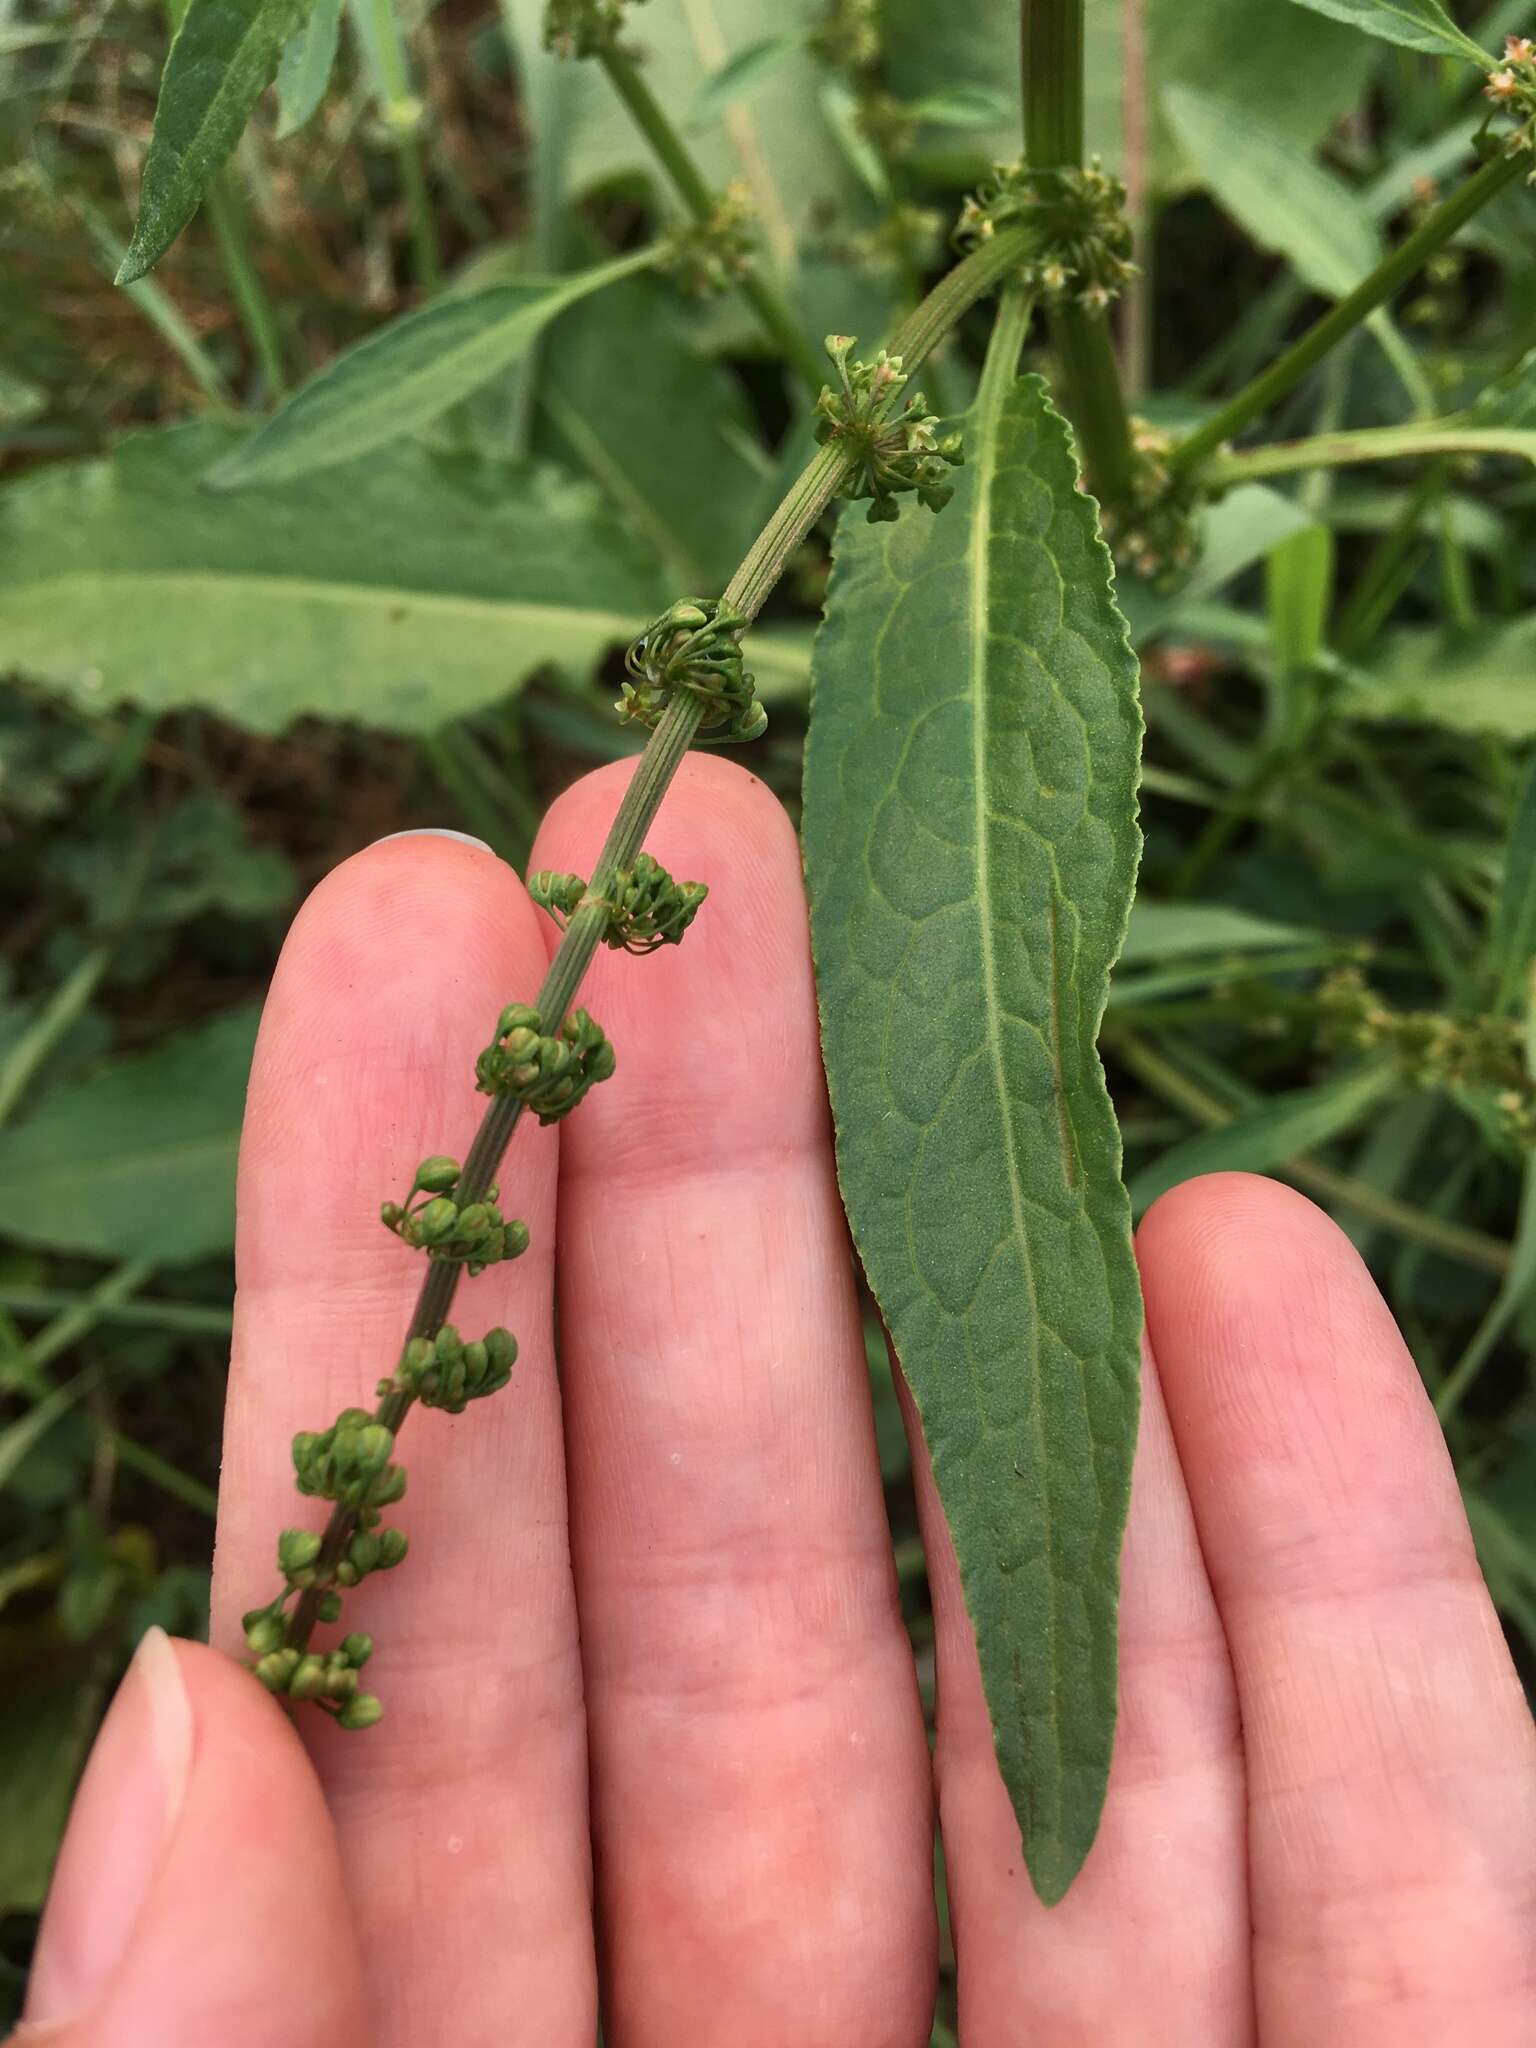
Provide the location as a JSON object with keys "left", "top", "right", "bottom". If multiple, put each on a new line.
{"left": 375, "top": 827, "right": 493, "bottom": 852}
{"left": 25, "top": 1628, "right": 193, "bottom": 2028}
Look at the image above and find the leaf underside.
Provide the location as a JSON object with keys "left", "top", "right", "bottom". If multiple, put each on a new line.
{"left": 804, "top": 370, "right": 1144, "bottom": 1902}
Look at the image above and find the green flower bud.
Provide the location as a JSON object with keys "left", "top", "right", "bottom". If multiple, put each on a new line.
{"left": 256, "top": 1647, "right": 301, "bottom": 1693}
{"left": 244, "top": 1610, "right": 288, "bottom": 1656}
{"left": 413, "top": 1155, "right": 460, "bottom": 1193}
{"left": 341, "top": 1632, "right": 373, "bottom": 1667}
{"left": 334, "top": 1559, "right": 360, "bottom": 1587}
{"left": 318, "top": 1593, "right": 343, "bottom": 1623}
{"left": 348, "top": 1531, "right": 381, "bottom": 1577}
{"left": 277, "top": 1528, "right": 322, "bottom": 1578}
{"left": 377, "top": 1527, "right": 409, "bottom": 1568}
{"left": 415, "top": 1197, "right": 459, "bottom": 1245}
{"left": 288, "top": 1653, "right": 328, "bottom": 1702}
{"left": 337, "top": 1693, "right": 384, "bottom": 1730}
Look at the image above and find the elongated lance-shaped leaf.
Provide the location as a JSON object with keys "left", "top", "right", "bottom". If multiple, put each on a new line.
{"left": 1279, "top": 0, "right": 1489, "bottom": 64}
{"left": 210, "top": 249, "right": 659, "bottom": 489}
{"left": 803, "top": 349, "right": 1144, "bottom": 1903}
{"left": 118, "top": 0, "right": 308, "bottom": 284}
{"left": 275, "top": 0, "right": 343, "bottom": 136}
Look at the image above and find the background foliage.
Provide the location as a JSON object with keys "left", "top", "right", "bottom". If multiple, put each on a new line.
{"left": 3, "top": 0, "right": 1536, "bottom": 2027}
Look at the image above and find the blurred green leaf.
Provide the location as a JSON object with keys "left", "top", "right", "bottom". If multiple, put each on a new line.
{"left": 1163, "top": 85, "right": 1379, "bottom": 299}
{"left": 1493, "top": 757, "right": 1536, "bottom": 1010}
{"left": 0, "top": 1675, "right": 98, "bottom": 1913}
{"left": 1117, "top": 485, "right": 1319, "bottom": 645}
{"left": 1267, "top": 525, "right": 1335, "bottom": 672}
{"left": 1120, "top": 901, "right": 1321, "bottom": 964}
{"left": 0, "top": 424, "right": 667, "bottom": 733}
{"left": 117, "top": 0, "right": 307, "bottom": 283}
{"left": 0, "top": 1008, "right": 258, "bottom": 1262}
{"left": 1279, "top": 0, "right": 1488, "bottom": 64}
{"left": 211, "top": 251, "right": 658, "bottom": 488}
{"left": 1130, "top": 1062, "right": 1399, "bottom": 1211}
{"left": 1344, "top": 618, "right": 1536, "bottom": 737}
{"left": 688, "top": 31, "right": 805, "bottom": 129}
{"left": 275, "top": 0, "right": 344, "bottom": 137}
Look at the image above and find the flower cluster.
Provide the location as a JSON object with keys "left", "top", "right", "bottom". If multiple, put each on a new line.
{"left": 659, "top": 183, "right": 757, "bottom": 295}
{"left": 529, "top": 854, "right": 709, "bottom": 953}
{"left": 475, "top": 1003, "right": 617, "bottom": 1122}
{"left": 1320, "top": 965, "right": 1536, "bottom": 1147}
{"left": 542, "top": 0, "right": 641, "bottom": 60}
{"left": 380, "top": 1155, "right": 531, "bottom": 1273}
{"left": 1485, "top": 36, "right": 1536, "bottom": 174}
{"left": 1098, "top": 419, "right": 1202, "bottom": 585}
{"left": 955, "top": 159, "right": 1136, "bottom": 315}
{"left": 814, "top": 334, "right": 964, "bottom": 522}
{"left": 622, "top": 599, "right": 766, "bottom": 742}
{"left": 382, "top": 1324, "right": 518, "bottom": 1414}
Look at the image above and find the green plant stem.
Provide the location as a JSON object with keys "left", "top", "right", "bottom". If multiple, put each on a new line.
{"left": 364, "top": 0, "right": 442, "bottom": 291}
{"left": 1435, "top": 1157, "right": 1536, "bottom": 1424}
{"left": 1171, "top": 150, "right": 1527, "bottom": 480}
{"left": 1020, "top": 0, "right": 1135, "bottom": 500}
{"left": 284, "top": 229, "right": 1033, "bottom": 1657}
{"left": 204, "top": 177, "right": 288, "bottom": 397}
{"left": 597, "top": 45, "right": 825, "bottom": 396}
{"left": 0, "top": 945, "right": 111, "bottom": 1133}
{"left": 0, "top": 1285, "right": 232, "bottom": 1337}
{"left": 1112, "top": 1031, "right": 1511, "bottom": 1274}
{"left": 1205, "top": 421, "right": 1536, "bottom": 485}
{"left": 110, "top": 1430, "right": 219, "bottom": 1518}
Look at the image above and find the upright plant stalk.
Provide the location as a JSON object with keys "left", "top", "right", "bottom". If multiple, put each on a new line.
{"left": 204, "top": 175, "right": 288, "bottom": 395}
{"left": 1020, "top": 0, "right": 1135, "bottom": 501}
{"left": 597, "top": 46, "right": 826, "bottom": 397}
{"left": 1170, "top": 149, "right": 1526, "bottom": 477}
{"left": 363, "top": 0, "right": 443, "bottom": 291}
{"left": 273, "top": 220, "right": 1038, "bottom": 1669}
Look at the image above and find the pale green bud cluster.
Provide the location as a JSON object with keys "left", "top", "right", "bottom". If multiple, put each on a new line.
{"left": 1320, "top": 966, "right": 1536, "bottom": 1148}
{"left": 542, "top": 0, "right": 640, "bottom": 60}
{"left": 251, "top": 1625, "right": 381, "bottom": 1728}
{"left": 659, "top": 183, "right": 757, "bottom": 296}
{"left": 1099, "top": 419, "right": 1202, "bottom": 585}
{"left": 383, "top": 1323, "right": 518, "bottom": 1414}
{"left": 814, "top": 335, "right": 964, "bottom": 522}
{"left": 956, "top": 159, "right": 1136, "bottom": 316}
{"left": 293, "top": 1410, "right": 408, "bottom": 1513}
{"left": 529, "top": 854, "right": 708, "bottom": 954}
{"left": 475, "top": 1002, "right": 616, "bottom": 1122}
{"left": 380, "top": 1155, "right": 531, "bottom": 1273}
{"left": 622, "top": 599, "right": 766, "bottom": 744}
{"left": 1485, "top": 38, "right": 1536, "bottom": 178}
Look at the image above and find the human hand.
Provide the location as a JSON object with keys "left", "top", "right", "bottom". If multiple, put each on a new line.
{"left": 15, "top": 758, "right": 1535, "bottom": 2046}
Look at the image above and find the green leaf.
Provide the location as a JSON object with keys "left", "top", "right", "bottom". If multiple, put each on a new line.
{"left": 0, "top": 1008, "right": 259, "bottom": 1262}
{"left": 1267, "top": 524, "right": 1335, "bottom": 672}
{"left": 0, "top": 1674, "right": 100, "bottom": 1914}
{"left": 1162, "top": 84, "right": 1380, "bottom": 299}
{"left": 1120, "top": 901, "right": 1319, "bottom": 966}
{"left": 0, "top": 424, "right": 666, "bottom": 733}
{"left": 275, "top": 0, "right": 343, "bottom": 137}
{"left": 211, "top": 250, "right": 656, "bottom": 488}
{"left": 804, "top": 364, "right": 1143, "bottom": 1903}
{"left": 1344, "top": 617, "right": 1536, "bottom": 738}
{"left": 899, "top": 84, "right": 1016, "bottom": 130}
{"left": 532, "top": 270, "right": 771, "bottom": 590}
{"left": 1279, "top": 0, "right": 1489, "bottom": 65}
{"left": 0, "top": 371, "right": 46, "bottom": 431}
{"left": 688, "top": 31, "right": 806, "bottom": 129}
{"left": 117, "top": 0, "right": 307, "bottom": 283}
{"left": 1130, "top": 1062, "right": 1399, "bottom": 1212}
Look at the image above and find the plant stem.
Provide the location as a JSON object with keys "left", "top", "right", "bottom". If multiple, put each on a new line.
{"left": 1112, "top": 1032, "right": 1511, "bottom": 1274}
{"left": 1205, "top": 420, "right": 1536, "bottom": 485}
{"left": 0, "top": 945, "right": 111, "bottom": 1133}
{"left": 1170, "top": 150, "right": 1527, "bottom": 479}
{"left": 363, "top": 0, "right": 442, "bottom": 291}
{"left": 598, "top": 45, "right": 826, "bottom": 397}
{"left": 1020, "top": 0, "right": 1135, "bottom": 500}
{"left": 204, "top": 176, "right": 288, "bottom": 396}
{"left": 284, "top": 228, "right": 1027, "bottom": 1656}
{"left": 0, "top": 1285, "right": 232, "bottom": 1337}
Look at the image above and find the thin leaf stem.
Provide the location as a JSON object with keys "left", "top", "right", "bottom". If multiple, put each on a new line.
{"left": 597, "top": 46, "right": 826, "bottom": 396}
{"left": 0, "top": 946, "right": 111, "bottom": 1133}
{"left": 1170, "top": 150, "right": 1527, "bottom": 480}
{"left": 1205, "top": 422, "right": 1536, "bottom": 485}
{"left": 1020, "top": 0, "right": 1135, "bottom": 500}
{"left": 363, "top": 0, "right": 442, "bottom": 291}
{"left": 204, "top": 175, "right": 288, "bottom": 397}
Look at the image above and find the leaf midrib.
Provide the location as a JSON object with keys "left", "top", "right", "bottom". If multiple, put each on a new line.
{"left": 965, "top": 338, "right": 1064, "bottom": 1792}
{"left": 0, "top": 569, "right": 640, "bottom": 637}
